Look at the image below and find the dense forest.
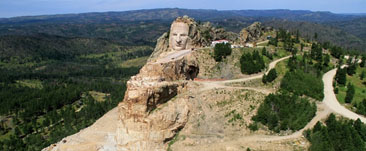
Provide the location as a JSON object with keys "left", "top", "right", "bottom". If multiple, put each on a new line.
{"left": 305, "top": 114, "right": 366, "bottom": 151}
{"left": 252, "top": 92, "right": 316, "bottom": 132}
{"left": 0, "top": 33, "right": 152, "bottom": 150}
{"left": 0, "top": 8, "right": 365, "bottom": 50}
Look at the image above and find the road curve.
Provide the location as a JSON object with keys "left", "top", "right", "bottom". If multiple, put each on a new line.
{"left": 323, "top": 68, "right": 366, "bottom": 123}
{"left": 220, "top": 55, "right": 291, "bottom": 84}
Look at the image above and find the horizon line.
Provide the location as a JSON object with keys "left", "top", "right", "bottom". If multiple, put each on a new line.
{"left": 1, "top": 8, "right": 364, "bottom": 19}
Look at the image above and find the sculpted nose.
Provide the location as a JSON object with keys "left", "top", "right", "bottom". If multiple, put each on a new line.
{"left": 176, "top": 35, "right": 182, "bottom": 43}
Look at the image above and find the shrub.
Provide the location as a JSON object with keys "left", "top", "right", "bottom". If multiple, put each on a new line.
{"left": 248, "top": 122, "right": 259, "bottom": 131}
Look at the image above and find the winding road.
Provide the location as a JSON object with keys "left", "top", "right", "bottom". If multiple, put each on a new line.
{"left": 323, "top": 68, "right": 366, "bottom": 123}
{"left": 197, "top": 55, "right": 366, "bottom": 142}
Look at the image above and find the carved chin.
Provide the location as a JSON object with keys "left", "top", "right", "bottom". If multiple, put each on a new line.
{"left": 173, "top": 45, "right": 185, "bottom": 50}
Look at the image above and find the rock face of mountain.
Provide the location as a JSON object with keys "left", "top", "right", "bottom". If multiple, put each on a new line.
{"left": 239, "top": 22, "right": 268, "bottom": 44}
{"left": 115, "top": 53, "right": 199, "bottom": 150}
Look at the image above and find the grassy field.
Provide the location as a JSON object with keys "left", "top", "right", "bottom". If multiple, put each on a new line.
{"left": 16, "top": 80, "right": 43, "bottom": 89}
{"left": 119, "top": 56, "right": 148, "bottom": 68}
{"left": 336, "top": 67, "right": 366, "bottom": 105}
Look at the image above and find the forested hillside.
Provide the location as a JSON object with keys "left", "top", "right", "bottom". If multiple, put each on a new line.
{"left": 1, "top": 9, "right": 366, "bottom": 51}
{"left": 0, "top": 33, "right": 152, "bottom": 150}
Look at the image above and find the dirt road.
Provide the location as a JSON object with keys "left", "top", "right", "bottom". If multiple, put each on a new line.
{"left": 197, "top": 60, "right": 366, "bottom": 143}
{"left": 196, "top": 56, "right": 353, "bottom": 143}
{"left": 322, "top": 68, "right": 366, "bottom": 123}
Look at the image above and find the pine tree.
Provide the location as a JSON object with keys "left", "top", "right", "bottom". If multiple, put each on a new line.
{"left": 14, "top": 127, "right": 21, "bottom": 137}
{"left": 313, "top": 121, "right": 323, "bottom": 133}
{"left": 323, "top": 54, "right": 330, "bottom": 67}
{"left": 360, "top": 71, "right": 365, "bottom": 80}
{"left": 240, "top": 51, "right": 265, "bottom": 74}
{"left": 295, "top": 30, "right": 300, "bottom": 43}
{"left": 262, "top": 47, "right": 267, "bottom": 56}
{"left": 266, "top": 68, "right": 277, "bottom": 83}
{"left": 335, "top": 67, "right": 347, "bottom": 85}
{"left": 262, "top": 74, "right": 267, "bottom": 84}
{"left": 347, "top": 63, "right": 357, "bottom": 76}
{"left": 314, "top": 32, "right": 318, "bottom": 40}
{"left": 214, "top": 43, "right": 232, "bottom": 62}
{"left": 345, "top": 83, "right": 355, "bottom": 103}
{"left": 360, "top": 55, "right": 366, "bottom": 67}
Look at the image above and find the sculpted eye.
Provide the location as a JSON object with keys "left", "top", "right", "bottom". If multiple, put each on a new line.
{"left": 181, "top": 34, "right": 187, "bottom": 36}
{"left": 173, "top": 33, "right": 177, "bottom": 36}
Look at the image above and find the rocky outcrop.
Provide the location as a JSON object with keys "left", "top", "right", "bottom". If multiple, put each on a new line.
{"left": 239, "top": 22, "right": 268, "bottom": 44}
{"left": 116, "top": 51, "right": 199, "bottom": 150}
{"left": 116, "top": 17, "right": 205, "bottom": 151}
{"left": 43, "top": 41, "right": 199, "bottom": 151}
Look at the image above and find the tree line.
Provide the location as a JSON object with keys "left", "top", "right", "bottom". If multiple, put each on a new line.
{"left": 305, "top": 114, "right": 366, "bottom": 151}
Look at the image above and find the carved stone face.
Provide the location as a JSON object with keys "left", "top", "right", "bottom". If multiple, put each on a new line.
{"left": 170, "top": 22, "right": 189, "bottom": 51}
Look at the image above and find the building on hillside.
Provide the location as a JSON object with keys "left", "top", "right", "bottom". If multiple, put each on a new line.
{"left": 245, "top": 43, "right": 254, "bottom": 48}
{"left": 211, "top": 39, "right": 229, "bottom": 47}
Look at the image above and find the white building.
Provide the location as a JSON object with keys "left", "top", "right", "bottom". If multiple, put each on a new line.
{"left": 211, "top": 40, "right": 229, "bottom": 47}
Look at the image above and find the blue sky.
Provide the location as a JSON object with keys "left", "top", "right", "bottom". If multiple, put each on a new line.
{"left": 0, "top": 0, "right": 365, "bottom": 18}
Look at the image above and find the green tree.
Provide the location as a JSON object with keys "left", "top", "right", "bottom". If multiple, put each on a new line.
{"left": 213, "top": 43, "right": 232, "bottom": 62}
{"left": 314, "top": 32, "right": 318, "bottom": 40}
{"left": 262, "top": 74, "right": 267, "bottom": 84}
{"left": 357, "top": 99, "right": 366, "bottom": 115}
{"left": 240, "top": 51, "right": 265, "bottom": 74}
{"left": 360, "top": 71, "right": 365, "bottom": 80}
{"left": 313, "top": 121, "right": 323, "bottom": 133}
{"left": 335, "top": 67, "right": 347, "bottom": 85}
{"left": 252, "top": 93, "right": 316, "bottom": 131}
{"left": 14, "top": 127, "right": 21, "bottom": 137}
{"left": 266, "top": 68, "right": 277, "bottom": 83}
{"left": 347, "top": 63, "right": 357, "bottom": 76}
{"left": 345, "top": 83, "right": 355, "bottom": 103}
{"left": 360, "top": 55, "right": 366, "bottom": 67}
{"left": 262, "top": 47, "right": 267, "bottom": 56}
{"left": 295, "top": 30, "right": 300, "bottom": 43}
{"left": 323, "top": 54, "right": 330, "bottom": 67}
{"left": 281, "top": 70, "right": 324, "bottom": 100}
{"left": 269, "top": 37, "right": 278, "bottom": 46}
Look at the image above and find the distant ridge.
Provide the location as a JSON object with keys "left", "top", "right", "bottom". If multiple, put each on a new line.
{"left": 0, "top": 8, "right": 365, "bottom": 51}
{"left": 0, "top": 8, "right": 362, "bottom": 24}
